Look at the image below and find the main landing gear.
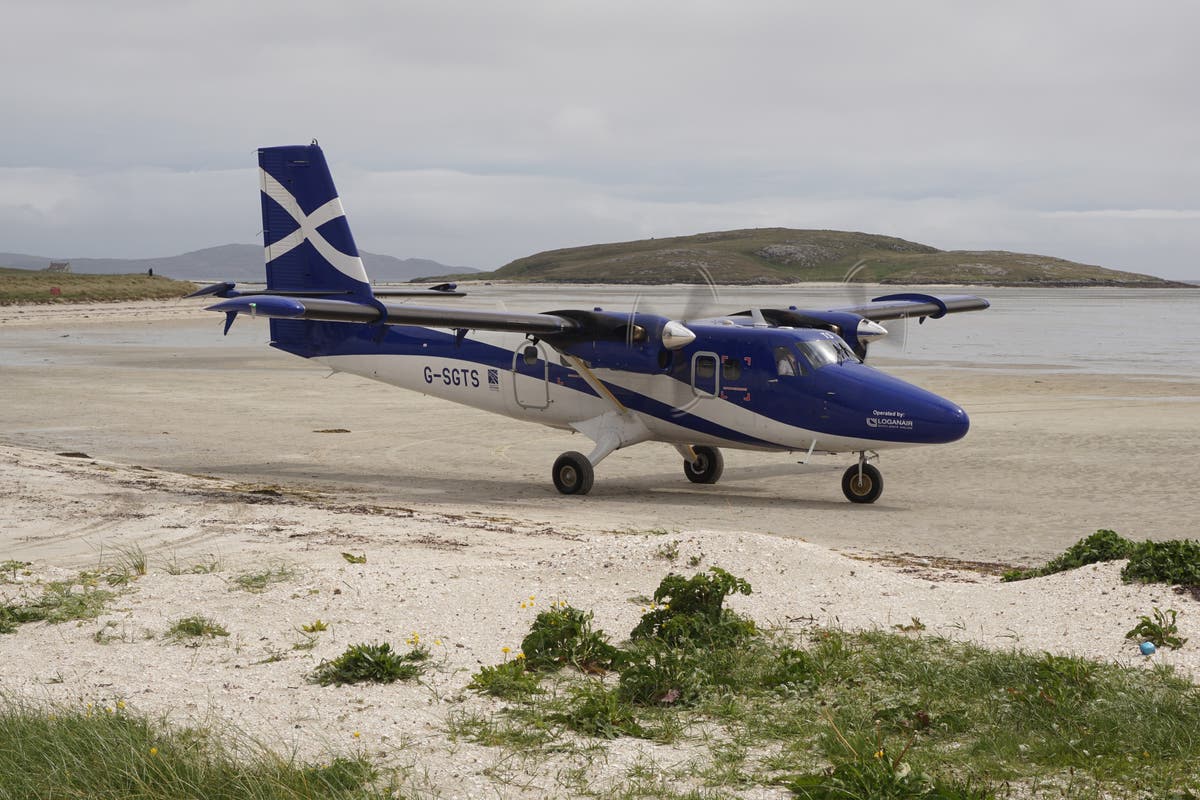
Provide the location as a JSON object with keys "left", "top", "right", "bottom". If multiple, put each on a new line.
{"left": 841, "top": 453, "right": 883, "bottom": 504}
{"left": 552, "top": 451, "right": 594, "bottom": 495}
{"left": 550, "top": 443, "right": 726, "bottom": 495}
{"left": 682, "top": 445, "right": 724, "bottom": 484}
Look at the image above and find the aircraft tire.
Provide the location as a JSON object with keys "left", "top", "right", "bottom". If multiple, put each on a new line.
{"left": 842, "top": 463, "right": 883, "bottom": 504}
{"left": 553, "top": 451, "right": 594, "bottom": 495}
{"left": 684, "top": 446, "right": 724, "bottom": 484}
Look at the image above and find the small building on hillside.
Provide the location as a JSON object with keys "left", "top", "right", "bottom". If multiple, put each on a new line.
{"left": 45, "top": 261, "right": 71, "bottom": 273}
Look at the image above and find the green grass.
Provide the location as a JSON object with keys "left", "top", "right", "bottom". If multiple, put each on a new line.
{"left": 1, "top": 577, "right": 116, "bottom": 634}
{"left": 0, "top": 701, "right": 389, "bottom": 799}
{"left": 166, "top": 615, "right": 229, "bottom": 641}
{"left": 0, "top": 266, "right": 195, "bottom": 304}
{"left": 230, "top": 565, "right": 296, "bottom": 592}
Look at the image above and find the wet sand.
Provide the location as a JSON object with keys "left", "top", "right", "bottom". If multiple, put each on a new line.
{"left": 1, "top": 301, "right": 1197, "bottom": 565}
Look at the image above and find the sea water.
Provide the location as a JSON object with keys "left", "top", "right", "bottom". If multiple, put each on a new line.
{"left": 452, "top": 284, "right": 1200, "bottom": 378}
{"left": 6, "top": 285, "right": 1195, "bottom": 379}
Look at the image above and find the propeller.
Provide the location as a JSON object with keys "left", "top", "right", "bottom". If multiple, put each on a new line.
{"left": 623, "top": 267, "right": 723, "bottom": 417}
{"left": 841, "top": 259, "right": 909, "bottom": 359}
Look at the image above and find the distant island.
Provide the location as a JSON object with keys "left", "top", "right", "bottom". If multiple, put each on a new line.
{"left": 419, "top": 228, "right": 1191, "bottom": 288}
{"left": 0, "top": 244, "right": 475, "bottom": 284}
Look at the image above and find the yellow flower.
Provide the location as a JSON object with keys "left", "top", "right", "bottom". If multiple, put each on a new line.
{"left": 502, "top": 646, "right": 511, "bottom": 654}
{"left": 516, "top": 652, "right": 526, "bottom": 660}
{"left": 520, "top": 603, "right": 527, "bottom": 609}
{"left": 529, "top": 595, "right": 535, "bottom": 601}
{"left": 106, "top": 707, "right": 114, "bottom": 715}
{"left": 116, "top": 700, "right": 126, "bottom": 710}
{"left": 874, "top": 749, "right": 885, "bottom": 759}
{"left": 149, "top": 747, "right": 158, "bottom": 757}
{"left": 434, "top": 639, "right": 443, "bottom": 647}
{"left": 352, "top": 731, "right": 361, "bottom": 739}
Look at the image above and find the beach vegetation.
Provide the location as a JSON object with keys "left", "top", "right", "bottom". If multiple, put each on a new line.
{"left": 311, "top": 642, "right": 429, "bottom": 686}
{"left": 1122, "top": 539, "right": 1200, "bottom": 586}
{"left": 0, "top": 700, "right": 386, "bottom": 799}
{"left": 229, "top": 564, "right": 296, "bottom": 592}
{"left": 1, "top": 575, "right": 116, "bottom": 634}
{"left": 461, "top": 566, "right": 1200, "bottom": 798}
{"left": 1125, "top": 607, "right": 1187, "bottom": 650}
{"left": 653, "top": 539, "right": 681, "bottom": 561}
{"left": 0, "top": 560, "right": 31, "bottom": 582}
{"left": 520, "top": 604, "right": 622, "bottom": 673}
{"left": 341, "top": 552, "right": 368, "bottom": 564}
{"left": 1004, "top": 530, "right": 1200, "bottom": 589}
{"left": 630, "top": 567, "right": 755, "bottom": 647}
{"left": 163, "top": 552, "right": 223, "bottom": 575}
{"left": 301, "top": 618, "right": 329, "bottom": 633}
{"left": 468, "top": 658, "right": 543, "bottom": 699}
{"left": 1002, "top": 529, "right": 1134, "bottom": 581}
{"left": 166, "top": 615, "right": 229, "bottom": 641}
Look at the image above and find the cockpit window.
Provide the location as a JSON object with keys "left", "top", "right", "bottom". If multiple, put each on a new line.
{"left": 795, "top": 338, "right": 860, "bottom": 369}
{"left": 774, "top": 346, "right": 803, "bottom": 376}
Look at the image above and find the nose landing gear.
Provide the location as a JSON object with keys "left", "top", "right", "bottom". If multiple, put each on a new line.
{"left": 842, "top": 453, "right": 883, "bottom": 504}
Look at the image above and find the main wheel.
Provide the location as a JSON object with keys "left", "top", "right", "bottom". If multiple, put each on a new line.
{"left": 842, "top": 463, "right": 883, "bottom": 504}
{"left": 683, "top": 445, "right": 724, "bottom": 484}
{"left": 553, "top": 451, "right": 594, "bottom": 495}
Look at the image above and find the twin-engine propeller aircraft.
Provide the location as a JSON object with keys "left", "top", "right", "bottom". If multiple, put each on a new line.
{"left": 189, "top": 142, "right": 989, "bottom": 503}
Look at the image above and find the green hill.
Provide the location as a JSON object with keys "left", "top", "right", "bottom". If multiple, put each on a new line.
{"left": 0, "top": 267, "right": 196, "bottom": 304}
{"left": 433, "top": 228, "right": 1186, "bottom": 287}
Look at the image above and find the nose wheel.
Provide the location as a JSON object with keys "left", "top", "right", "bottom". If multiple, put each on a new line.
{"left": 842, "top": 462, "right": 883, "bottom": 504}
{"left": 553, "top": 451, "right": 595, "bottom": 495}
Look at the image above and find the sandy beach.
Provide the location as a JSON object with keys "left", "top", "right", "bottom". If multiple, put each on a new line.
{"left": 2, "top": 299, "right": 1199, "bottom": 796}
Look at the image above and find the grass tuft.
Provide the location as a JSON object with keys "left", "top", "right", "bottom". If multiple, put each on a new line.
{"left": 166, "top": 615, "right": 229, "bottom": 640}
{"left": 229, "top": 564, "right": 296, "bottom": 592}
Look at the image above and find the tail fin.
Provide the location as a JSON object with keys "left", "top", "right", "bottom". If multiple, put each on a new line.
{"left": 258, "top": 142, "right": 374, "bottom": 301}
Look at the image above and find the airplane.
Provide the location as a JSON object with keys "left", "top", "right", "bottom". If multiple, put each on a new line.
{"left": 188, "top": 142, "right": 989, "bottom": 503}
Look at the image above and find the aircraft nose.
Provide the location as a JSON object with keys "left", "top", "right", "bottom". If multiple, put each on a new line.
{"left": 933, "top": 402, "right": 970, "bottom": 444}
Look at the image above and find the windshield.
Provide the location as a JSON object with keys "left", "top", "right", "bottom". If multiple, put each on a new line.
{"left": 795, "top": 338, "right": 860, "bottom": 368}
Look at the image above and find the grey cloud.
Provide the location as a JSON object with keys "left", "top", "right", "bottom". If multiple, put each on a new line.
{"left": 1, "top": 1, "right": 1197, "bottom": 277}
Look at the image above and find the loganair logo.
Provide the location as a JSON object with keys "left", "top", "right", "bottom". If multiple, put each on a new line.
{"left": 259, "top": 169, "right": 368, "bottom": 283}
{"left": 866, "top": 409, "right": 914, "bottom": 430}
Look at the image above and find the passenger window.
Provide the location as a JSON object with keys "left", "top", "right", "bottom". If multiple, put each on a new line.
{"left": 722, "top": 359, "right": 742, "bottom": 381}
{"left": 695, "top": 356, "right": 716, "bottom": 379}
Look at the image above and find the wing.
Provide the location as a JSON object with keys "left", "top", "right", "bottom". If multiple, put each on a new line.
{"left": 828, "top": 292, "right": 990, "bottom": 321}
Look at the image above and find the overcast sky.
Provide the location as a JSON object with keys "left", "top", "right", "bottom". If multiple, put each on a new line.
{"left": 2, "top": 1, "right": 1197, "bottom": 277}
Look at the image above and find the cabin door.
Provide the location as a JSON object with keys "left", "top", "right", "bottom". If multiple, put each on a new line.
{"left": 512, "top": 341, "right": 551, "bottom": 409}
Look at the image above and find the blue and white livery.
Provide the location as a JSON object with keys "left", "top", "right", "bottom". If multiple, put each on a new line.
{"left": 190, "top": 142, "right": 990, "bottom": 502}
